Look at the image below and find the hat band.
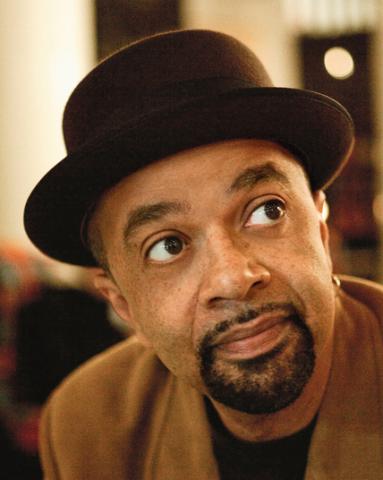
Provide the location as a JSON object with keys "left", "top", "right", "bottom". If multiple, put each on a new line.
{"left": 150, "top": 76, "right": 259, "bottom": 99}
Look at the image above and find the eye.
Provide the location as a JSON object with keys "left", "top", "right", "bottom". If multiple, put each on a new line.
{"left": 147, "top": 236, "right": 185, "bottom": 261}
{"left": 246, "top": 199, "right": 286, "bottom": 226}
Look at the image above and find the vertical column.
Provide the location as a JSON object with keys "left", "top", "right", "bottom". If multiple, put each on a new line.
{"left": 180, "top": 0, "right": 300, "bottom": 88}
{"left": 372, "top": 3, "right": 383, "bottom": 282}
{"left": 0, "top": 0, "right": 96, "bottom": 248}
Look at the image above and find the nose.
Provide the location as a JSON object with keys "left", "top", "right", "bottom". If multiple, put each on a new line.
{"left": 199, "top": 231, "right": 271, "bottom": 308}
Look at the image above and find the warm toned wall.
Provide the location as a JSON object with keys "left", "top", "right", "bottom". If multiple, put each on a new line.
{"left": 0, "top": 0, "right": 96, "bottom": 251}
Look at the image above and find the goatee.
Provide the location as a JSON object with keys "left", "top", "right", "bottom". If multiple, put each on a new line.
{"left": 198, "top": 303, "right": 315, "bottom": 414}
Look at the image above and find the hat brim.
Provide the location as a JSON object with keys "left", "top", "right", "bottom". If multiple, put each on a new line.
{"left": 24, "top": 87, "right": 354, "bottom": 266}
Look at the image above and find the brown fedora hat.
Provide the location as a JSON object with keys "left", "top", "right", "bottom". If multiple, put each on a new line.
{"left": 24, "top": 29, "right": 354, "bottom": 266}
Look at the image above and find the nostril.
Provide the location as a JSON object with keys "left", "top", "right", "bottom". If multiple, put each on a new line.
{"left": 251, "top": 277, "right": 267, "bottom": 289}
{"left": 207, "top": 296, "right": 238, "bottom": 310}
{"left": 206, "top": 276, "right": 269, "bottom": 309}
{"left": 210, "top": 297, "right": 221, "bottom": 303}
{"left": 208, "top": 296, "right": 225, "bottom": 308}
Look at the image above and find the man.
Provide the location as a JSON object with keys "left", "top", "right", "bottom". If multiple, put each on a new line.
{"left": 24, "top": 29, "right": 383, "bottom": 479}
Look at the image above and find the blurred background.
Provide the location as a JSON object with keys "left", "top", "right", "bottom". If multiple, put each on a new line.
{"left": 0, "top": 0, "right": 382, "bottom": 477}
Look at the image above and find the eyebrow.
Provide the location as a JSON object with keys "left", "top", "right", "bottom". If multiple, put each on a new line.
{"left": 123, "top": 201, "right": 190, "bottom": 243}
{"left": 122, "top": 163, "right": 290, "bottom": 244}
{"left": 227, "top": 163, "right": 290, "bottom": 193}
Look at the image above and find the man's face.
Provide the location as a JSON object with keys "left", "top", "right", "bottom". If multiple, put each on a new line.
{"left": 93, "top": 139, "right": 336, "bottom": 414}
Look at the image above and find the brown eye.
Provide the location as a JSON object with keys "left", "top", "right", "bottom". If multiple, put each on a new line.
{"left": 264, "top": 200, "right": 285, "bottom": 220}
{"left": 147, "top": 236, "right": 184, "bottom": 261}
{"left": 247, "top": 199, "right": 285, "bottom": 226}
{"left": 164, "top": 237, "right": 183, "bottom": 254}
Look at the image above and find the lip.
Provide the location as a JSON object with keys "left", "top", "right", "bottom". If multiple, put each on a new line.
{"left": 213, "top": 313, "right": 291, "bottom": 360}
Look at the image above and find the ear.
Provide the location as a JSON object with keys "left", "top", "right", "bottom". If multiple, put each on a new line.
{"left": 312, "top": 190, "right": 332, "bottom": 263}
{"left": 93, "top": 270, "right": 152, "bottom": 348}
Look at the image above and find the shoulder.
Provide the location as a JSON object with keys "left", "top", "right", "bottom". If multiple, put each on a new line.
{"left": 39, "top": 338, "right": 174, "bottom": 477}
{"left": 45, "top": 336, "right": 169, "bottom": 413}
{"left": 41, "top": 337, "right": 172, "bottom": 447}
{"left": 338, "top": 275, "right": 383, "bottom": 322}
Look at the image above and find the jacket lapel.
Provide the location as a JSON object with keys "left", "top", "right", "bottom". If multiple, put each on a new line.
{"left": 305, "top": 289, "right": 383, "bottom": 479}
{"left": 153, "top": 376, "right": 220, "bottom": 479}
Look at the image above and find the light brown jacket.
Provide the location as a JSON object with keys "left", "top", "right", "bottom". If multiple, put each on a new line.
{"left": 40, "top": 276, "right": 383, "bottom": 479}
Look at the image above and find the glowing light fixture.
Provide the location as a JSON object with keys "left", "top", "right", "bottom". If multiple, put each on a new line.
{"left": 324, "top": 46, "right": 355, "bottom": 79}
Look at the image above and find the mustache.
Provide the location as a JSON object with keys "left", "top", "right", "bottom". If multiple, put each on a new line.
{"left": 198, "top": 302, "right": 304, "bottom": 354}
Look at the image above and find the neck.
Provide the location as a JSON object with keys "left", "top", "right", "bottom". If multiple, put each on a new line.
{"left": 209, "top": 330, "right": 334, "bottom": 442}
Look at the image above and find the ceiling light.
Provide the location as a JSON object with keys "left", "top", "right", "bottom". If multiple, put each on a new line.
{"left": 324, "top": 46, "right": 355, "bottom": 79}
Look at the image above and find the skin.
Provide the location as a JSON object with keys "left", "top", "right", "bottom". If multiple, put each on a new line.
{"left": 91, "top": 139, "right": 336, "bottom": 442}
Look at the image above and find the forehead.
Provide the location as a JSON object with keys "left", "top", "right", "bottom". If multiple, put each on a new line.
{"left": 107, "top": 139, "right": 306, "bottom": 198}
{"left": 90, "top": 139, "right": 311, "bottom": 256}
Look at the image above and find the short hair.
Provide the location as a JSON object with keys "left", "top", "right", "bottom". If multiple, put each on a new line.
{"left": 81, "top": 202, "right": 111, "bottom": 274}
{"left": 87, "top": 223, "right": 110, "bottom": 274}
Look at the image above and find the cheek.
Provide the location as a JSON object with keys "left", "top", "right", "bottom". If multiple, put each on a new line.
{"left": 265, "top": 227, "right": 330, "bottom": 284}
{"left": 286, "top": 209, "right": 331, "bottom": 271}
{"left": 120, "top": 265, "right": 211, "bottom": 387}
{"left": 121, "top": 266, "right": 198, "bottom": 351}
{"left": 265, "top": 224, "right": 335, "bottom": 346}
{"left": 128, "top": 271, "right": 192, "bottom": 321}
{"left": 122, "top": 248, "right": 202, "bottom": 323}
{"left": 130, "top": 294, "right": 204, "bottom": 388}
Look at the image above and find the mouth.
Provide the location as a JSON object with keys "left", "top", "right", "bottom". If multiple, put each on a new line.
{"left": 213, "top": 313, "right": 292, "bottom": 361}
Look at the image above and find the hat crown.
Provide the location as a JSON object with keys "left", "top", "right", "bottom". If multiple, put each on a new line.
{"left": 63, "top": 29, "right": 273, "bottom": 153}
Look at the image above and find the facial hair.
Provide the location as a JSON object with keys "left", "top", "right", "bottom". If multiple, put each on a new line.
{"left": 198, "top": 303, "right": 315, "bottom": 414}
